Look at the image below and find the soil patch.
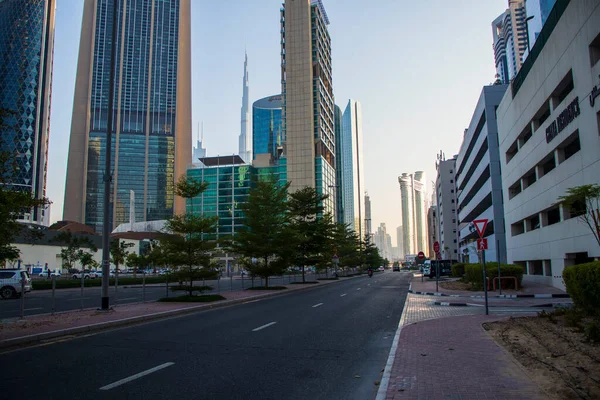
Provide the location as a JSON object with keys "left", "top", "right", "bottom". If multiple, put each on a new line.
{"left": 484, "top": 315, "right": 600, "bottom": 400}
{"left": 439, "top": 280, "right": 474, "bottom": 291}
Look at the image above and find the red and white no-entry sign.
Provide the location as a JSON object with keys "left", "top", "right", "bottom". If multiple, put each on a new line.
{"left": 417, "top": 251, "right": 425, "bottom": 260}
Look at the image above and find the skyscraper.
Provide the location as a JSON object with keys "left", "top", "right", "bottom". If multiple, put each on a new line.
{"left": 281, "top": 0, "right": 336, "bottom": 214}
{"left": 413, "top": 171, "right": 429, "bottom": 255}
{"left": 492, "top": 1, "right": 527, "bottom": 83}
{"left": 364, "top": 192, "right": 372, "bottom": 236}
{"left": 334, "top": 104, "right": 344, "bottom": 224}
{"left": 64, "top": 0, "right": 192, "bottom": 233}
{"left": 252, "top": 94, "right": 283, "bottom": 166}
{"left": 239, "top": 52, "right": 251, "bottom": 163}
{"left": 0, "top": 0, "right": 55, "bottom": 224}
{"left": 396, "top": 225, "right": 404, "bottom": 258}
{"left": 398, "top": 173, "right": 415, "bottom": 255}
{"left": 398, "top": 171, "right": 429, "bottom": 255}
{"left": 192, "top": 123, "right": 207, "bottom": 163}
{"left": 341, "top": 99, "right": 364, "bottom": 236}
{"left": 524, "top": 0, "right": 557, "bottom": 53}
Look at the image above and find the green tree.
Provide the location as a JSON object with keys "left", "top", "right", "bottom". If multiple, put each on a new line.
{"left": 331, "top": 223, "right": 362, "bottom": 274}
{"left": 557, "top": 184, "right": 600, "bottom": 248}
{"left": 78, "top": 250, "right": 98, "bottom": 272}
{"left": 0, "top": 109, "right": 50, "bottom": 263}
{"left": 110, "top": 239, "right": 134, "bottom": 273}
{"left": 51, "top": 232, "right": 98, "bottom": 271}
{"left": 363, "top": 234, "right": 384, "bottom": 270}
{"left": 175, "top": 173, "right": 208, "bottom": 212}
{"left": 232, "top": 178, "right": 292, "bottom": 288}
{"left": 288, "top": 187, "right": 334, "bottom": 282}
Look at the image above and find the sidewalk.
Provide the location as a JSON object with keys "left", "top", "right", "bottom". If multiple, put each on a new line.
{"left": 0, "top": 279, "right": 344, "bottom": 348}
{"left": 378, "top": 292, "right": 548, "bottom": 399}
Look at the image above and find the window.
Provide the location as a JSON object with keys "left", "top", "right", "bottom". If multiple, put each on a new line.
{"left": 450, "top": 179, "right": 454, "bottom": 183}
{"left": 451, "top": 199, "right": 455, "bottom": 203}
{"left": 529, "top": 260, "right": 544, "bottom": 276}
{"left": 551, "top": 70, "right": 574, "bottom": 108}
{"left": 563, "top": 136, "right": 581, "bottom": 160}
{"left": 522, "top": 169, "right": 537, "bottom": 189}
{"left": 451, "top": 189, "right": 454, "bottom": 193}
{"left": 546, "top": 207, "right": 560, "bottom": 225}
{"left": 590, "top": 32, "right": 600, "bottom": 66}
{"left": 511, "top": 221, "right": 525, "bottom": 236}
{"left": 527, "top": 214, "right": 540, "bottom": 231}
{"left": 506, "top": 140, "right": 519, "bottom": 163}
{"left": 566, "top": 199, "right": 586, "bottom": 219}
{"left": 541, "top": 155, "right": 556, "bottom": 176}
{"left": 509, "top": 180, "right": 522, "bottom": 199}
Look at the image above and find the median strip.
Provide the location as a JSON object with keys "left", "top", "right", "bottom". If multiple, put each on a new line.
{"left": 312, "top": 303, "right": 323, "bottom": 308}
{"left": 252, "top": 322, "right": 277, "bottom": 332}
{"left": 99, "top": 362, "right": 174, "bottom": 390}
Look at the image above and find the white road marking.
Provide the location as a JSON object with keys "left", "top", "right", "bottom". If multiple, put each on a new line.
{"left": 312, "top": 303, "right": 323, "bottom": 308}
{"left": 340, "top": 294, "right": 347, "bottom": 297}
{"left": 99, "top": 362, "right": 175, "bottom": 390}
{"left": 368, "top": 284, "right": 371, "bottom": 286}
{"left": 252, "top": 322, "right": 277, "bottom": 332}
{"left": 357, "top": 288, "right": 361, "bottom": 291}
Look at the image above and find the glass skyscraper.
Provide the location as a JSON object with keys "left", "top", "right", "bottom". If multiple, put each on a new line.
{"left": 334, "top": 104, "right": 344, "bottom": 224}
{"left": 0, "top": 0, "right": 55, "bottom": 224}
{"left": 64, "top": 0, "right": 192, "bottom": 233}
{"left": 252, "top": 94, "right": 283, "bottom": 165}
{"left": 341, "top": 99, "right": 364, "bottom": 237}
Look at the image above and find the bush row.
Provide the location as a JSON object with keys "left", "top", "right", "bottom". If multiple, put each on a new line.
{"left": 563, "top": 261, "right": 600, "bottom": 318}
{"left": 451, "top": 262, "right": 524, "bottom": 290}
{"left": 32, "top": 276, "right": 169, "bottom": 290}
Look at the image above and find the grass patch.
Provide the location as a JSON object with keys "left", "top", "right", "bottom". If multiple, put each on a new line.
{"left": 289, "top": 281, "right": 319, "bottom": 285}
{"left": 246, "top": 286, "right": 287, "bottom": 291}
{"left": 157, "top": 294, "right": 225, "bottom": 303}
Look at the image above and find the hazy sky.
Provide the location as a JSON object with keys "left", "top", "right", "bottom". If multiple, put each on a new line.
{"left": 49, "top": 0, "right": 506, "bottom": 243}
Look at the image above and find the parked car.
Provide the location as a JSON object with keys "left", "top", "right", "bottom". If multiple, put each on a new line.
{"left": 392, "top": 266, "right": 400, "bottom": 272}
{"left": 38, "top": 270, "right": 61, "bottom": 279}
{"left": 378, "top": 266, "right": 385, "bottom": 271}
{"left": 72, "top": 271, "right": 91, "bottom": 280}
{"left": 90, "top": 270, "right": 114, "bottom": 278}
{"left": 0, "top": 269, "right": 32, "bottom": 299}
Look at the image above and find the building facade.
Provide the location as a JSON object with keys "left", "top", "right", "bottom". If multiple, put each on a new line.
{"left": 239, "top": 52, "right": 251, "bottom": 163}
{"left": 341, "top": 99, "right": 365, "bottom": 236}
{"left": 456, "top": 85, "right": 508, "bottom": 263}
{"left": 281, "top": 0, "right": 336, "bottom": 214}
{"left": 334, "top": 104, "right": 344, "bottom": 224}
{"left": 399, "top": 173, "right": 416, "bottom": 255}
{"left": 498, "top": 0, "right": 600, "bottom": 289}
{"left": 436, "top": 156, "right": 458, "bottom": 260}
{"left": 252, "top": 94, "right": 283, "bottom": 167}
{"left": 364, "top": 192, "right": 372, "bottom": 236}
{"left": 64, "top": 0, "right": 192, "bottom": 233}
{"left": 0, "top": 0, "right": 55, "bottom": 224}
{"left": 492, "top": 1, "right": 528, "bottom": 83}
{"left": 427, "top": 205, "right": 438, "bottom": 258}
{"left": 192, "top": 123, "right": 207, "bottom": 163}
{"left": 413, "top": 171, "right": 429, "bottom": 255}
{"left": 524, "top": 0, "right": 557, "bottom": 52}
{"left": 396, "top": 225, "right": 404, "bottom": 259}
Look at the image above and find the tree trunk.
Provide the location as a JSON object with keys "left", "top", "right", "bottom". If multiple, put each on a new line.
{"left": 189, "top": 266, "right": 193, "bottom": 296}
{"left": 301, "top": 265, "right": 306, "bottom": 283}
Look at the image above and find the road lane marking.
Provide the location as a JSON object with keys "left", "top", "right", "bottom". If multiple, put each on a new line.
{"left": 357, "top": 288, "right": 361, "bottom": 291}
{"left": 252, "top": 322, "right": 277, "bottom": 332}
{"left": 340, "top": 294, "right": 347, "bottom": 297}
{"left": 368, "top": 284, "right": 371, "bottom": 286}
{"left": 312, "top": 303, "right": 323, "bottom": 308}
{"left": 99, "top": 362, "right": 175, "bottom": 390}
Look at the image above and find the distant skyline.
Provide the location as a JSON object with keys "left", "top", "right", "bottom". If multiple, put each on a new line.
{"left": 48, "top": 0, "right": 506, "bottom": 243}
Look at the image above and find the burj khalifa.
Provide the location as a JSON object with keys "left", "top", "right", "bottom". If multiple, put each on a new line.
{"left": 238, "top": 52, "right": 251, "bottom": 163}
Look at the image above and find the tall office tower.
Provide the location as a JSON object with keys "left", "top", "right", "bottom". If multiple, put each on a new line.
{"left": 341, "top": 99, "right": 364, "bottom": 236}
{"left": 334, "top": 104, "right": 344, "bottom": 224}
{"left": 281, "top": 0, "right": 336, "bottom": 214}
{"left": 0, "top": 0, "right": 55, "bottom": 225}
{"left": 413, "top": 171, "right": 429, "bottom": 254}
{"left": 396, "top": 225, "right": 404, "bottom": 258}
{"left": 524, "top": 0, "right": 557, "bottom": 51}
{"left": 192, "top": 123, "right": 207, "bottom": 163}
{"left": 398, "top": 173, "right": 416, "bottom": 255}
{"left": 252, "top": 94, "right": 283, "bottom": 167}
{"left": 435, "top": 155, "right": 458, "bottom": 260}
{"left": 492, "top": 1, "right": 527, "bottom": 83}
{"left": 64, "top": 0, "right": 192, "bottom": 233}
{"left": 239, "top": 52, "right": 251, "bottom": 163}
{"left": 364, "top": 192, "right": 372, "bottom": 236}
{"left": 427, "top": 205, "right": 438, "bottom": 258}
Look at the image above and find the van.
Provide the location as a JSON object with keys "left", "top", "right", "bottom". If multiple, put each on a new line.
{"left": 0, "top": 269, "right": 32, "bottom": 299}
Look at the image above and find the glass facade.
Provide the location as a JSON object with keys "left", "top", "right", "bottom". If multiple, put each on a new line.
{"left": 341, "top": 100, "right": 364, "bottom": 235}
{"left": 334, "top": 105, "right": 344, "bottom": 224}
{"left": 252, "top": 95, "right": 283, "bottom": 163}
{"left": 84, "top": 0, "right": 180, "bottom": 232}
{"left": 0, "top": 0, "right": 54, "bottom": 223}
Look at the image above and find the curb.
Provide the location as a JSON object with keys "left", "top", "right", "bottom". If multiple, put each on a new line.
{"left": 408, "top": 289, "right": 569, "bottom": 299}
{"left": 433, "top": 301, "right": 470, "bottom": 307}
{"left": 0, "top": 275, "right": 359, "bottom": 351}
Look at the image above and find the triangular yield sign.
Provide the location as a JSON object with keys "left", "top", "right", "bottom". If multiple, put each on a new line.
{"left": 473, "top": 219, "right": 488, "bottom": 238}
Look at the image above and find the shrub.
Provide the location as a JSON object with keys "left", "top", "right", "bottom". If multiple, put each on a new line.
{"left": 563, "top": 261, "right": 600, "bottom": 318}
{"left": 451, "top": 263, "right": 465, "bottom": 277}
{"left": 464, "top": 263, "right": 525, "bottom": 290}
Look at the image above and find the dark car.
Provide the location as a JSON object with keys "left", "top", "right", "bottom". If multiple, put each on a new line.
{"left": 427, "top": 260, "right": 456, "bottom": 279}
{"left": 392, "top": 266, "right": 400, "bottom": 271}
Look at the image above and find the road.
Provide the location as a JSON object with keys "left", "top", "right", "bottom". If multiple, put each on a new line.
{"left": 0, "top": 271, "right": 410, "bottom": 400}
{"left": 0, "top": 273, "right": 329, "bottom": 319}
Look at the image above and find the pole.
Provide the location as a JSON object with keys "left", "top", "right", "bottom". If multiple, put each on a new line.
{"left": 100, "top": 0, "right": 120, "bottom": 311}
{"left": 482, "top": 250, "right": 489, "bottom": 315}
{"left": 497, "top": 239, "right": 502, "bottom": 295}
{"left": 81, "top": 272, "right": 85, "bottom": 311}
{"left": 142, "top": 271, "right": 146, "bottom": 303}
{"left": 20, "top": 277, "right": 25, "bottom": 319}
{"left": 436, "top": 261, "right": 439, "bottom": 293}
{"left": 115, "top": 270, "right": 119, "bottom": 305}
{"left": 51, "top": 275, "right": 56, "bottom": 315}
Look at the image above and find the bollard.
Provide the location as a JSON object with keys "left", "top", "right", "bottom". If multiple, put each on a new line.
{"left": 142, "top": 272, "right": 146, "bottom": 303}
{"left": 217, "top": 275, "right": 220, "bottom": 294}
{"left": 241, "top": 272, "right": 244, "bottom": 289}
{"left": 20, "top": 277, "right": 25, "bottom": 319}
{"left": 80, "top": 272, "right": 85, "bottom": 311}
{"left": 166, "top": 275, "right": 169, "bottom": 298}
{"left": 230, "top": 275, "right": 233, "bottom": 292}
{"left": 115, "top": 270, "right": 119, "bottom": 306}
{"left": 52, "top": 275, "right": 56, "bottom": 315}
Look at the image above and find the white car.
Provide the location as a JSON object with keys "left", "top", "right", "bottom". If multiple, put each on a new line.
{"left": 39, "top": 270, "right": 61, "bottom": 278}
{"left": 72, "top": 271, "right": 91, "bottom": 280}
{"left": 0, "top": 269, "right": 32, "bottom": 299}
{"left": 90, "top": 270, "right": 115, "bottom": 278}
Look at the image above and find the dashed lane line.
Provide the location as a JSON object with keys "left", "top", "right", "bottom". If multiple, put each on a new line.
{"left": 252, "top": 322, "right": 277, "bottom": 332}
{"left": 312, "top": 303, "right": 323, "bottom": 308}
{"left": 99, "top": 362, "right": 175, "bottom": 390}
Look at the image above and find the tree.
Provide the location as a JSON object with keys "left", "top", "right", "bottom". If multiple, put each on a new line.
{"left": 232, "top": 178, "right": 292, "bottom": 288}
{"left": 160, "top": 174, "right": 218, "bottom": 296}
{"left": 51, "top": 231, "right": 98, "bottom": 271}
{"left": 0, "top": 109, "right": 50, "bottom": 264}
{"left": 288, "top": 187, "right": 333, "bottom": 282}
{"left": 110, "top": 239, "right": 134, "bottom": 273}
{"left": 363, "top": 234, "right": 384, "bottom": 270}
{"left": 331, "top": 223, "right": 362, "bottom": 274}
{"left": 557, "top": 184, "right": 600, "bottom": 248}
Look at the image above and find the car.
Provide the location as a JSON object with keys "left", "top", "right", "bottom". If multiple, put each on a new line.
{"left": 378, "top": 266, "right": 385, "bottom": 271}
{"left": 72, "top": 271, "right": 91, "bottom": 280}
{"left": 422, "top": 267, "right": 431, "bottom": 276}
{"left": 90, "top": 270, "right": 115, "bottom": 278}
{"left": 0, "top": 269, "right": 32, "bottom": 299}
{"left": 38, "top": 270, "right": 61, "bottom": 279}
{"left": 392, "top": 266, "right": 400, "bottom": 271}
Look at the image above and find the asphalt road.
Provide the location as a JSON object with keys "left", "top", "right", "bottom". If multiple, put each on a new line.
{"left": 0, "top": 273, "right": 328, "bottom": 319}
{"left": 0, "top": 271, "right": 411, "bottom": 400}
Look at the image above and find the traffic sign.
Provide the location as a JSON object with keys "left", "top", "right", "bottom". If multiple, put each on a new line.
{"left": 477, "top": 238, "right": 488, "bottom": 250}
{"left": 417, "top": 251, "right": 425, "bottom": 260}
{"left": 472, "top": 219, "right": 489, "bottom": 238}
{"left": 433, "top": 241, "right": 440, "bottom": 253}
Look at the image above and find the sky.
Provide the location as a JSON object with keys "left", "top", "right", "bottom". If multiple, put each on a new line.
{"left": 48, "top": 0, "right": 507, "bottom": 244}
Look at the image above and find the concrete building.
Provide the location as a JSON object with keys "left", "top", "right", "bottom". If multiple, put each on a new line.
{"left": 497, "top": 0, "right": 600, "bottom": 289}
{"left": 436, "top": 155, "right": 459, "bottom": 260}
{"left": 427, "top": 205, "right": 438, "bottom": 259}
{"left": 0, "top": 0, "right": 55, "bottom": 224}
{"left": 334, "top": 104, "right": 344, "bottom": 224}
{"left": 239, "top": 52, "right": 252, "bottom": 163}
{"left": 399, "top": 174, "right": 416, "bottom": 255}
{"left": 281, "top": 0, "right": 336, "bottom": 215}
{"left": 192, "top": 123, "right": 207, "bottom": 163}
{"left": 64, "top": 0, "right": 192, "bottom": 233}
{"left": 456, "top": 85, "right": 509, "bottom": 263}
{"left": 373, "top": 222, "right": 392, "bottom": 261}
{"left": 413, "top": 171, "right": 429, "bottom": 255}
{"left": 252, "top": 94, "right": 283, "bottom": 167}
{"left": 396, "top": 225, "right": 404, "bottom": 259}
{"left": 398, "top": 171, "right": 429, "bottom": 256}
{"left": 492, "top": 1, "right": 528, "bottom": 83}
{"left": 341, "top": 99, "right": 365, "bottom": 236}
{"left": 364, "top": 192, "right": 372, "bottom": 236}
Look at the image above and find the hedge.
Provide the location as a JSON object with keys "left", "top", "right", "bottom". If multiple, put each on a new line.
{"left": 464, "top": 263, "right": 524, "bottom": 290}
{"left": 32, "top": 276, "right": 169, "bottom": 290}
{"left": 563, "top": 261, "right": 600, "bottom": 318}
{"left": 451, "top": 263, "right": 465, "bottom": 277}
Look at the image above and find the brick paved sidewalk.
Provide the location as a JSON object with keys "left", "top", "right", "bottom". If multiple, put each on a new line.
{"left": 385, "top": 314, "right": 547, "bottom": 399}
